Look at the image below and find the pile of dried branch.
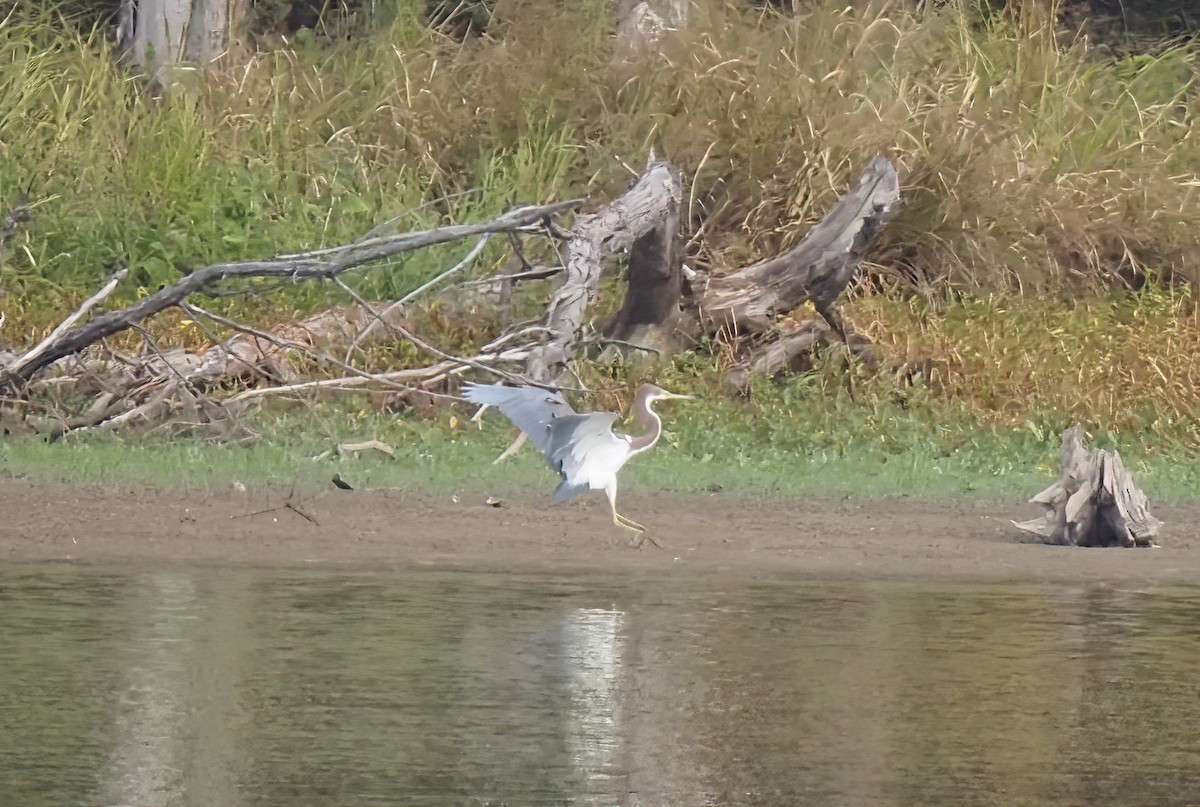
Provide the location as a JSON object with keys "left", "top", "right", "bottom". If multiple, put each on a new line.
{"left": 0, "top": 153, "right": 899, "bottom": 436}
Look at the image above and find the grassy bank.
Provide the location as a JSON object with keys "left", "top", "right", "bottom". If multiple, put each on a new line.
{"left": 4, "top": 386, "right": 1200, "bottom": 504}
{"left": 1, "top": 1, "right": 1199, "bottom": 477}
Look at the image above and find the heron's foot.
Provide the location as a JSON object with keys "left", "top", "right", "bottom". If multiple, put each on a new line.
{"left": 613, "top": 512, "right": 664, "bottom": 549}
{"left": 613, "top": 512, "right": 646, "bottom": 534}
{"left": 627, "top": 532, "right": 664, "bottom": 550}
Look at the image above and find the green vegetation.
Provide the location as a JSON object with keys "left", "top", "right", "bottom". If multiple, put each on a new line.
{"left": 1, "top": 1, "right": 1199, "bottom": 495}
{"left": 5, "top": 376, "right": 1200, "bottom": 502}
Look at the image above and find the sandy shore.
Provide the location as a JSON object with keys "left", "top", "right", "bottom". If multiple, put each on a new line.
{"left": 1, "top": 478, "right": 1196, "bottom": 583}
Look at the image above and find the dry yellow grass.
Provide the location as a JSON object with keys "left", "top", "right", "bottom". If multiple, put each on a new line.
{"left": 848, "top": 286, "right": 1200, "bottom": 439}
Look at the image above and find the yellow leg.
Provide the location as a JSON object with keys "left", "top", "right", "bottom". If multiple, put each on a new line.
{"left": 606, "top": 484, "right": 661, "bottom": 548}
{"left": 613, "top": 511, "right": 646, "bottom": 533}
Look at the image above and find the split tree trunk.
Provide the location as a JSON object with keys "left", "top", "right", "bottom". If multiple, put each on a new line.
{"left": 1013, "top": 424, "right": 1161, "bottom": 547}
{"left": 601, "top": 202, "right": 684, "bottom": 356}
{"left": 524, "top": 159, "right": 683, "bottom": 381}
{"left": 598, "top": 154, "right": 898, "bottom": 380}
{"left": 699, "top": 155, "right": 899, "bottom": 338}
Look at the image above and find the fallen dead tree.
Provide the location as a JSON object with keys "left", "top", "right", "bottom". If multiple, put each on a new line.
{"left": 0, "top": 200, "right": 580, "bottom": 434}
{"left": 1013, "top": 424, "right": 1161, "bottom": 547}
{"left": 0, "top": 152, "right": 901, "bottom": 434}
{"left": 2, "top": 199, "right": 580, "bottom": 387}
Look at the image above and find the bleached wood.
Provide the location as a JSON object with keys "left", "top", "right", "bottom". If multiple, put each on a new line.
{"left": 699, "top": 156, "right": 899, "bottom": 336}
{"left": 601, "top": 192, "right": 684, "bottom": 356}
{"left": 1013, "top": 424, "right": 1161, "bottom": 547}
{"left": 5, "top": 268, "right": 128, "bottom": 383}
{"left": 125, "top": 0, "right": 231, "bottom": 82}
{"left": 525, "top": 160, "right": 682, "bottom": 381}
{"left": 0, "top": 200, "right": 580, "bottom": 388}
{"left": 614, "top": 0, "right": 688, "bottom": 59}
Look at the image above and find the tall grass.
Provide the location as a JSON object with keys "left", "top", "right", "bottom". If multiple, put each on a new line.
{"left": 3, "top": 2, "right": 1195, "bottom": 299}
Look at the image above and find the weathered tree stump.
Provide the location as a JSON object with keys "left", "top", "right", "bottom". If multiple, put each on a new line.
{"left": 601, "top": 199, "right": 685, "bottom": 357}
{"left": 599, "top": 156, "right": 899, "bottom": 363}
{"left": 1013, "top": 424, "right": 1161, "bottom": 547}
{"left": 614, "top": 0, "right": 688, "bottom": 60}
{"left": 524, "top": 158, "right": 683, "bottom": 381}
{"left": 698, "top": 155, "right": 900, "bottom": 339}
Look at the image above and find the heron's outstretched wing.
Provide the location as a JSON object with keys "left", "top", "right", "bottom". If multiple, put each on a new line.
{"left": 547, "top": 412, "right": 627, "bottom": 501}
{"left": 462, "top": 382, "right": 576, "bottom": 458}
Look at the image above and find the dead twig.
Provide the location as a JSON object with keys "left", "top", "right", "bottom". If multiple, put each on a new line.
{"left": 231, "top": 490, "right": 320, "bottom": 526}
{"left": 179, "top": 304, "right": 289, "bottom": 385}
{"left": 344, "top": 234, "right": 493, "bottom": 362}
{"left": 183, "top": 302, "right": 454, "bottom": 397}
{"left": 5, "top": 268, "right": 128, "bottom": 384}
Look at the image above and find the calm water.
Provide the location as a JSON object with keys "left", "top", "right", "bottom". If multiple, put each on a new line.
{"left": 2, "top": 564, "right": 1199, "bottom": 807}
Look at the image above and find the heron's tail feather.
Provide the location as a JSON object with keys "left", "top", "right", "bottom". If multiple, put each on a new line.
{"left": 554, "top": 479, "right": 588, "bottom": 502}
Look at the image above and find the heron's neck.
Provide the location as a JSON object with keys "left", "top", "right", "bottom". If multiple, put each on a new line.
{"left": 627, "top": 403, "right": 661, "bottom": 455}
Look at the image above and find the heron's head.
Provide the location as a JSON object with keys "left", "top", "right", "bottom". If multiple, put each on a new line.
{"left": 637, "top": 383, "right": 695, "bottom": 405}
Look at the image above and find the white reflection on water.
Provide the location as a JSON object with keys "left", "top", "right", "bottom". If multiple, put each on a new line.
{"left": 95, "top": 572, "right": 197, "bottom": 807}
{"left": 560, "top": 607, "right": 625, "bottom": 792}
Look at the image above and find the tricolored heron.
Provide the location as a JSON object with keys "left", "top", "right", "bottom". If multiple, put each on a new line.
{"left": 463, "top": 382, "right": 692, "bottom": 537}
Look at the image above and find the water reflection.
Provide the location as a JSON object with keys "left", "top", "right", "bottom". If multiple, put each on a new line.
{"left": 1, "top": 566, "right": 1198, "bottom": 806}
{"left": 98, "top": 572, "right": 197, "bottom": 807}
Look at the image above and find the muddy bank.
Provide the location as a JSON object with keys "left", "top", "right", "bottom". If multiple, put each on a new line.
{"left": 1, "top": 478, "right": 1197, "bottom": 583}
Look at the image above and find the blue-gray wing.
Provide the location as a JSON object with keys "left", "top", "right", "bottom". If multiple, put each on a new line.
{"left": 547, "top": 412, "right": 627, "bottom": 500}
{"left": 462, "top": 382, "right": 576, "bottom": 458}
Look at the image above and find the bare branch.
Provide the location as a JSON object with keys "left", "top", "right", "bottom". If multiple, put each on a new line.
{"left": 225, "top": 342, "right": 535, "bottom": 404}
{"left": 182, "top": 302, "right": 426, "bottom": 395}
{"left": 180, "top": 305, "right": 288, "bottom": 385}
{"left": 225, "top": 363, "right": 458, "bottom": 403}
{"left": 6, "top": 268, "right": 129, "bottom": 381}
{"left": 343, "top": 235, "right": 493, "bottom": 363}
{"left": 396, "top": 235, "right": 492, "bottom": 307}
{"left": 1, "top": 200, "right": 582, "bottom": 387}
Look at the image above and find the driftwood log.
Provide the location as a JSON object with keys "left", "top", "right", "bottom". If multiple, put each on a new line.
{"left": 1013, "top": 424, "right": 1161, "bottom": 547}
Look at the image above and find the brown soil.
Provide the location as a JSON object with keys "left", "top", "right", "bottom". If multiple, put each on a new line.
{"left": 1, "top": 478, "right": 1197, "bottom": 583}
